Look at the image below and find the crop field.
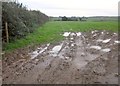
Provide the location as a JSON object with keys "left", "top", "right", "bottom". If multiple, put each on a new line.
{"left": 4, "top": 21, "right": 118, "bottom": 52}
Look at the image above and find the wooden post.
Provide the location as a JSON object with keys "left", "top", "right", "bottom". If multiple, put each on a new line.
{"left": 5, "top": 22, "right": 9, "bottom": 43}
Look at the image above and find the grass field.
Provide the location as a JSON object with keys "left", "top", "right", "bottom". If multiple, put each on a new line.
{"left": 3, "top": 21, "right": 118, "bottom": 52}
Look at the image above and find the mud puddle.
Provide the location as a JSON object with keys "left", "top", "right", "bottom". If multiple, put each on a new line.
{"left": 2, "top": 30, "right": 119, "bottom": 84}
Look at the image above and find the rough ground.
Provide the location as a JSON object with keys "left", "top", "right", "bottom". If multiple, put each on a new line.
{"left": 2, "top": 30, "right": 120, "bottom": 84}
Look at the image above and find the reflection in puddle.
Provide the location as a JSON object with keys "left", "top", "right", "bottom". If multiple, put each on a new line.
{"left": 71, "top": 44, "right": 74, "bottom": 47}
{"left": 114, "top": 41, "right": 120, "bottom": 44}
{"left": 101, "top": 32, "right": 104, "bottom": 34}
{"left": 102, "top": 39, "right": 111, "bottom": 43}
{"left": 114, "top": 33, "right": 118, "bottom": 35}
{"left": 91, "top": 30, "right": 98, "bottom": 34}
{"left": 90, "top": 46, "right": 101, "bottom": 50}
{"left": 101, "top": 48, "right": 111, "bottom": 52}
{"left": 65, "top": 56, "right": 69, "bottom": 59}
{"left": 50, "top": 43, "right": 63, "bottom": 57}
{"left": 70, "top": 38, "right": 74, "bottom": 40}
{"left": 63, "top": 32, "right": 71, "bottom": 37}
{"left": 76, "top": 32, "right": 82, "bottom": 36}
{"left": 63, "top": 32, "right": 82, "bottom": 37}
{"left": 96, "top": 39, "right": 111, "bottom": 43}
{"left": 70, "top": 33, "right": 76, "bottom": 36}
{"left": 30, "top": 43, "right": 50, "bottom": 59}
{"left": 97, "top": 39, "right": 103, "bottom": 42}
{"left": 93, "top": 33, "right": 97, "bottom": 37}
{"left": 30, "top": 51, "right": 39, "bottom": 59}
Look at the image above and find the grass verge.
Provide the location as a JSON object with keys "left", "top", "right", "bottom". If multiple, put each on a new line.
{"left": 3, "top": 21, "right": 118, "bottom": 52}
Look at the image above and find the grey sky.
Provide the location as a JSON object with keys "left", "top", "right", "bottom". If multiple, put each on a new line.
{"left": 18, "top": 0, "right": 119, "bottom": 17}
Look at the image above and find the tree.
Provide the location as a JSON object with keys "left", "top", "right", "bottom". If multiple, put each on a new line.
{"left": 62, "top": 16, "right": 68, "bottom": 21}
{"left": 2, "top": 1, "right": 49, "bottom": 43}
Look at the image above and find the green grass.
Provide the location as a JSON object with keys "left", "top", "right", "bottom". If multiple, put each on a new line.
{"left": 4, "top": 21, "right": 118, "bottom": 52}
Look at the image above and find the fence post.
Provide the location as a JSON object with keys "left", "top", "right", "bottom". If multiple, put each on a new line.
{"left": 5, "top": 22, "right": 9, "bottom": 43}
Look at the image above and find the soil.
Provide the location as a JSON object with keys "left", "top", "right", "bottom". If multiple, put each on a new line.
{"left": 2, "top": 30, "right": 120, "bottom": 84}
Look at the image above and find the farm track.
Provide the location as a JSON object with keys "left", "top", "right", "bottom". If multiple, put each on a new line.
{"left": 2, "top": 30, "right": 119, "bottom": 84}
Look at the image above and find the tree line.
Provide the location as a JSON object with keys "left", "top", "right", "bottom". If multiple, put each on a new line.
{"left": 50, "top": 16, "right": 87, "bottom": 21}
{"left": 61, "top": 16, "right": 87, "bottom": 21}
{"left": 2, "top": 1, "right": 49, "bottom": 43}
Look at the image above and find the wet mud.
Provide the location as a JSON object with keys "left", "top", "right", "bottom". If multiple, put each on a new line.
{"left": 2, "top": 30, "right": 119, "bottom": 84}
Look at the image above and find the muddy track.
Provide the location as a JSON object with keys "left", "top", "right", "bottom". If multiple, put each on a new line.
{"left": 2, "top": 30, "right": 119, "bottom": 84}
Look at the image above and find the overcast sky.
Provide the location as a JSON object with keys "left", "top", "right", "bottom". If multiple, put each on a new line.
{"left": 18, "top": 0, "right": 119, "bottom": 17}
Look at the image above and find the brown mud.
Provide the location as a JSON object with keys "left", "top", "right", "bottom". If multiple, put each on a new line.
{"left": 2, "top": 30, "right": 119, "bottom": 84}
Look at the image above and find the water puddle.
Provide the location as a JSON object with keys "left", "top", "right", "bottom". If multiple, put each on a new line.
{"left": 90, "top": 46, "right": 102, "bottom": 50}
{"left": 63, "top": 32, "right": 71, "bottom": 37}
{"left": 101, "top": 32, "right": 104, "bottom": 34}
{"left": 50, "top": 43, "right": 63, "bottom": 57}
{"left": 70, "top": 38, "right": 74, "bottom": 40}
{"left": 70, "top": 33, "right": 76, "bottom": 36}
{"left": 101, "top": 48, "right": 111, "bottom": 52}
{"left": 97, "top": 39, "right": 103, "bottom": 42}
{"left": 114, "top": 41, "right": 120, "bottom": 44}
{"left": 102, "top": 39, "right": 111, "bottom": 43}
{"left": 63, "top": 32, "right": 82, "bottom": 37}
{"left": 91, "top": 30, "right": 98, "bottom": 34}
{"left": 106, "top": 32, "right": 109, "bottom": 34}
{"left": 71, "top": 44, "right": 75, "bottom": 47}
{"left": 93, "top": 33, "right": 97, "bottom": 37}
{"left": 30, "top": 43, "right": 50, "bottom": 59}
{"left": 30, "top": 51, "right": 39, "bottom": 59}
{"left": 96, "top": 39, "right": 111, "bottom": 43}
{"left": 76, "top": 32, "right": 82, "bottom": 36}
{"left": 113, "top": 33, "right": 118, "bottom": 35}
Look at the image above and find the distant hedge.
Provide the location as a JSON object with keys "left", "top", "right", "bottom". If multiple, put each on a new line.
{"left": 2, "top": 1, "right": 49, "bottom": 43}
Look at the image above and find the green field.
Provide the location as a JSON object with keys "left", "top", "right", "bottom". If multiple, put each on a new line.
{"left": 3, "top": 21, "right": 118, "bottom": 52}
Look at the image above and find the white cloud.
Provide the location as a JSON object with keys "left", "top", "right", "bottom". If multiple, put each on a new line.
{"left": 18, "top": 0, "right": 119, "bottom": 17}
